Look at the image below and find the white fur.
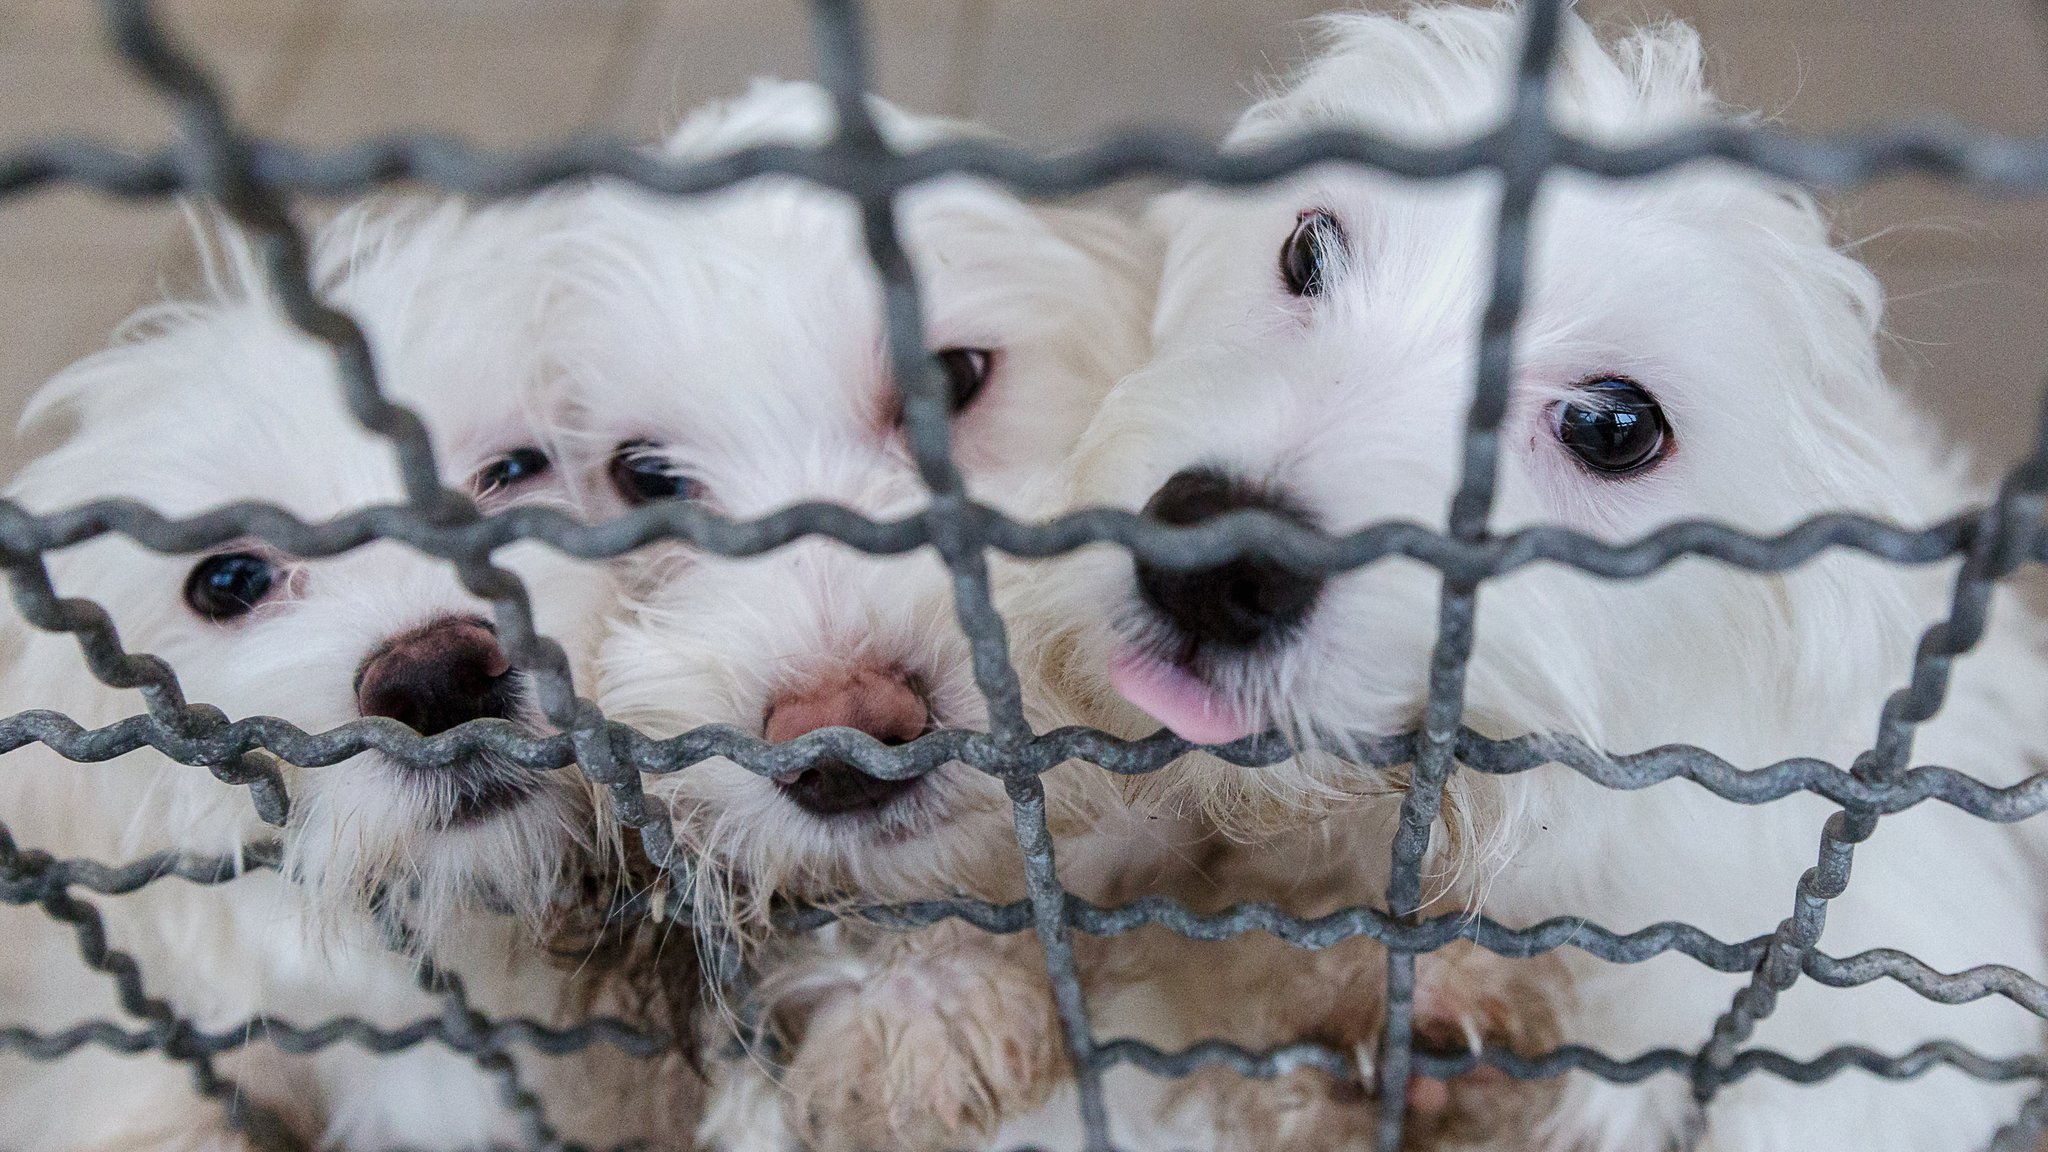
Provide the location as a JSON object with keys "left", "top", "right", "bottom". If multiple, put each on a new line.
{"left": 548, "top": 80, "right": 1183, "bottom": 1148}
{"left": 0, "top": 203, "right": 667, "bottom": 1149}
{"left": 1042, "top": 5, "right": 2048, "bottom": 1150}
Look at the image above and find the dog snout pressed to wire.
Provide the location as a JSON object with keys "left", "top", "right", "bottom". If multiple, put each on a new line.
{"left": 763, "top": 665, "right": 932, "bottom": 817}
{"left": 1134, "top": 467, "right": 1325, "bottom": 651}
{"left": 355, "top": 615, "right": 519, "bottom": 737}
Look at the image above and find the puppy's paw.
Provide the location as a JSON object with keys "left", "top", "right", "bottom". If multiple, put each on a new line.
{"left": 1400, "top": 945, "right": 1569, "bottom": 1145}
{"left": 1180, "top": 938, "right": 1568, "bottom": 1151}
{"left": 781, "top": 943, "right": 1064, "bottom": 1152}
{"left": 1191, "top": 1065, "right": 1379, "bottom": 1152}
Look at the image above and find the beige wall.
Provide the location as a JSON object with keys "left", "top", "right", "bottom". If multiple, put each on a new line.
{"left": 3, "top": 0, "right": 2045, "bottom": 474}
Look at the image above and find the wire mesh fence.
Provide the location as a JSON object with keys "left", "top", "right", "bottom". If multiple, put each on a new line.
{"left": 6, "top": 0, "right": 2048, "bottom": 1150}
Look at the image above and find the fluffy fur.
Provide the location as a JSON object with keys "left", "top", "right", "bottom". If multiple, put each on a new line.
{"left": 1039, "top": 5, "right": 2048, "bottom": 1150}
{"left": 546, "top": 80, "right": 1182, "bottom": 1149}
{"left": 0, "top": 203, "right": 686, "bottom": 1148}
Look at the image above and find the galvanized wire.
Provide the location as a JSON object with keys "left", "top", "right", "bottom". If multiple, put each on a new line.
{"left": 2, "top": 0, "right": 2047, "bottom": 1149}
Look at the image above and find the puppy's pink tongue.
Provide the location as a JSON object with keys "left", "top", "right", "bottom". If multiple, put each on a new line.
{"left": 1109, "top": 649, "right": 1255, "bottom": 745}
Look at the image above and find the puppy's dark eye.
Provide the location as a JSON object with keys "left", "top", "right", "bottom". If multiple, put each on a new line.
{"left": 935, "top": 347, "right": 993, "bottom": 413}
{"left": 1556, "top": 377, "right": 1670, "bottom": 475}
{"left": 608, "top": 440, "right": 702, "bottom": 506}
{"left": 184, "top": 553, "right": 276, "bottom": 622}
{"left": 1280, "top": 209, "right": 1346, "bottom": 298}
{"left": 472, "top": 446, "right": 552, "bottom": 498}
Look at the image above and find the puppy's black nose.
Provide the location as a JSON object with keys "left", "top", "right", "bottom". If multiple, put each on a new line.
{"left": 1134, "top": 468, "right": 1324, "bottom": 650}
{"left": 355, "top": 616, "right": 517, "bottom": 737}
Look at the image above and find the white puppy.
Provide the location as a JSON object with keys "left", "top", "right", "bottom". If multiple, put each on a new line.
{"left": 1045, "top": 6, "right": 2048, "bottom": 1151}
{"left": 0, "top": 204, "right": 680, "bottom": 1149}
{"left": 550, "top": 80, "right": 1176, "bottom": 1150}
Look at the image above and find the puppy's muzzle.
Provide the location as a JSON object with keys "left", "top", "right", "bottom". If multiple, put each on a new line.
{"left": 355, "top": 615, "right": 533, "bottom": 825}
{"left": 1133, "top": 467, "right": 1324, "bottom": 651}
{"left": 763, "top": 666, "right": 930, "bottom": 819}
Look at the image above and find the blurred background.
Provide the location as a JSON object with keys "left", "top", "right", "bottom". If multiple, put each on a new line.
{"left": 2, "top": 0, "right": 2045, "bottom": 479}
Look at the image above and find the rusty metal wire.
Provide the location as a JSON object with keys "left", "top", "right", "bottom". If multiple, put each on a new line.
{"left": 4, "top": 0, "right": 2048, "bottom": 1149}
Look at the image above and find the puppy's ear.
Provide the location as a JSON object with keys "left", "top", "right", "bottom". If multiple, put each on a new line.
{"left": 1038, "top": 203, "right": 1163, "bottom": 331}
{"left": 1139, "top": 185, "right": 1206, "bottom": 246}
{"left": 1143, "top": 187, "right": 1268, "bottom": 348}
{"left": 16, "top": 206, "right": 278, "bottom": 444}
{"left": 659, "top": 76, "right": 999, "bottom": 177}
{"left": 1609, "top": 16, "right": 1714, "bottom": 123}
{"left": 10, "top": 297, "right": 323, "bottom": 511}
{"left": 182, "top": 206, "right": 271, "bottom": 310}
{"left": 660, "top": 78, "right": 838, "bottom": 159}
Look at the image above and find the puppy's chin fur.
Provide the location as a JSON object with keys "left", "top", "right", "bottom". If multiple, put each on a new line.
{"left": 605, "top": 605, "right": 1153, "bottom": 963}
{"left": 281, "top": 756, "right": 598, "bottom": 947}
{"left": 593, "top": 545, "right": 1015, "bottom": 927}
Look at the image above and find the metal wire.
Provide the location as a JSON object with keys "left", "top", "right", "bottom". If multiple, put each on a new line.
{"left": 2, "top": 0, "right": 2048, "bottom": 1149}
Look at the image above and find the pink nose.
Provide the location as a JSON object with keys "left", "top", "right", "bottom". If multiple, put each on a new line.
{"left": 762, "top": 666, "right": 930, "bottom": 818}
{"left": 763, "top": 666, "right": 929, "bottom": 745}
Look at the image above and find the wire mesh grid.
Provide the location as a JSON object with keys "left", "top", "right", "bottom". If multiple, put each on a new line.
{"left": 6, "top": 0, "right": 2048, "bottom": 1149}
